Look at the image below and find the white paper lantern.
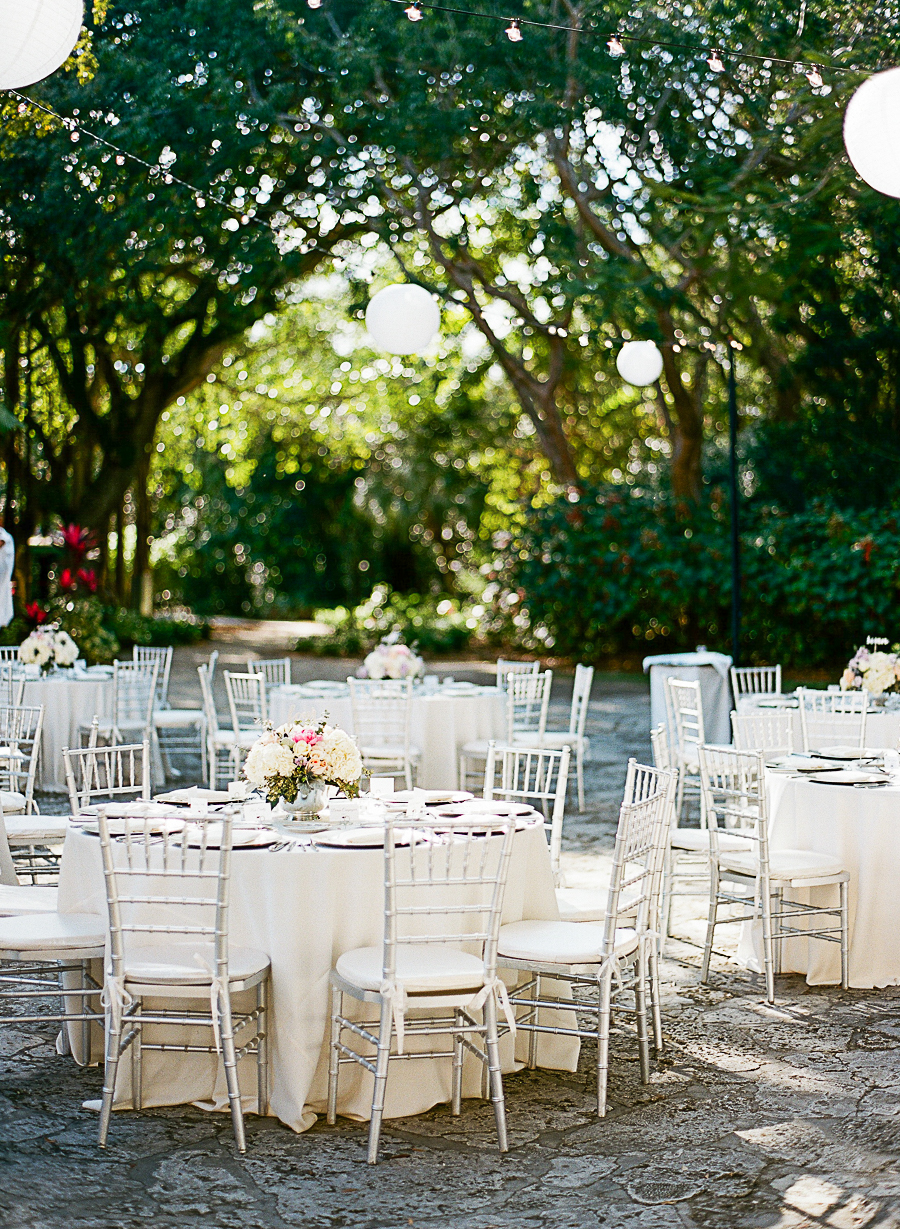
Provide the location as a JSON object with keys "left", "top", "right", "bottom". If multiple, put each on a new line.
{"left": 0, "top": 0, "right": 83, "bottom": 90}
{"left": 365, "top": 284, "right": 440, "bottom": 355}
{"left": 844, "top": 68, "right": 900, "bottom": 198}
{"left": 616, "top": 339, "right": 664, "bottom": 387}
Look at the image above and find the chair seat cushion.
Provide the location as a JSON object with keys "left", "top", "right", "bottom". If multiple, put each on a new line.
{"left": 0, "top": 912, "right": 105, "bottom": 951}
{"left": 335, "top": 945, "right": 485, "bottom": 994}
{"left": 153, "top": 709, "right": 205, "bottom": 728}
{"left": 0, "top": 885, "right": 59, "bottom": 916}
{"left": 0, "top": 792, "right": 28, "bottom": 815}
{"left": 124, "top": 942, "right": 270, "bottom": 985}
{"left": 498, "top": 920, "right": 638, "bottom": 965}
{"left": 719, "top": 848, "right": 845, "bottom": 881}
{"left": 5, "top": 815, "right": 65, "bottom": 844}
{"left": 211, "top": 729, "right": 258, "bottom": 748}
{"left": 670, "top": 829, "right": 752, "bottom": 853}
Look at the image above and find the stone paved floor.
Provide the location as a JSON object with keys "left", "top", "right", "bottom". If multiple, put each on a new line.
{"left": 6, "top": 646, "right": 900, "bottom": 1227}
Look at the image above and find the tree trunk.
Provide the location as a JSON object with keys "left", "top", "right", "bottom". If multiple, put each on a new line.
{"left": 132, "top": 448, "right": 152, "bottom": 613}
{"left": 115, "top": 501, "right": 127, "bottom": 607}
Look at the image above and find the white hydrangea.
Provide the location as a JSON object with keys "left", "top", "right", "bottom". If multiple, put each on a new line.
{"left": 18, "top": 632, "right": 53, "bottom": 666}
{"left": 311, "top": 725, "right": 362, "bottom": 784}
{"left": 53, "top": 630, "right": 79, "bottom": 666}
{"left": 243, "top": 734, "right": 296, "bottom": 786}
{"left": 862, "top": 651, "right": 898, "bottom": 696}
{"left": 363, "top": 642, "right": 424, "bottom": 680}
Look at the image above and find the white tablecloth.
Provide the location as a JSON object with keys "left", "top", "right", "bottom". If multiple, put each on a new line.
{"left": 739, "top": 773, "right": 900, "bottom": 987}
{"left": 22, "top": 674, "right": 113, "bottom": 792}
{"left": 644, "top": 653, "right": 733, "bottom": 745}
{"left": 58, "top": 821, "right": 577, "bottom": 1132}
{"left": 268, "top": 684, "right": 507, "bottom": 789}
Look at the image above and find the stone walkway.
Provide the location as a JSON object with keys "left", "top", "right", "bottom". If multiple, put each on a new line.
{"left": 5, "top": 647, "right": 900, "bottom": 1227}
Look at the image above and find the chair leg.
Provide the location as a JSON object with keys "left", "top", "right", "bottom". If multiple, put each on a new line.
{"left": 662, "top": 846, "right": 674, "bottom": 946}
{"left": 257, "top": 978, "right": 269, "bottom": 1117}
{"left": 366, "top": 998, "right": 394, "bottom": 1164}
{"left": 840, "top": 880, "right": 850, "bottom": 991}
{"left": 217, "top": 990, "right": 247, "bottom": 1153}
{"left": 131, "top": 1003, "right": 143, "bottom": 1111}
{"left": 700, "top": 865, "right": 720, "bottom": 984}
{"left": 596, "top": 969, "right": 613, "bottom": 1117}
{"left": 647, "top": 942, "right": 664, "bottom": 1055}
{"left": 635, "top": 947, "right": 651, "bottom": 1086}
{"left": 98, "top": 1010, "right": 123, "bottom": 1148}
{"left": 483, "top": 991, "right": 508, "bottom": 1153}
{"left": 327, "top": 984, "right": 342, "bottom": 1126}
{"left": 80, "top": 959, "right": 92, "bottom": 1064}
{"left": 404, "top": 759, "right": 413, "bottom": 791}
{"left": 527, "top": 974, "right": 539, "bottom": 1070}
{"left": 451, "top": 1010, "right": 464, "bottom": 1117}
{"left": 577, "top": 747, "right": 585, "bottom": 812}
{"left": 760, "top": 879, "right": 776, "bottom": 1005}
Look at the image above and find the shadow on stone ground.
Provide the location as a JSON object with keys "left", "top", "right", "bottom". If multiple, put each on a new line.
{"left": 5, "top": 647, "right": 900, "bottom": 1227}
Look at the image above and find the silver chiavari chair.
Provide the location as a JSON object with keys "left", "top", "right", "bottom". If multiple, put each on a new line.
{"left": 459, "top": 669, "right": 553, "bottom": 790}
{"left": 495, "top": 658, "right": 540, "bottom": 690}
{"left": 0, "top": 663, "right": 26, "bottom": 708}
{"left": 797, "top": 688, "right": 868, "bottom": 752}
{"left": 96, "top": 806, "right": 271, "bottom": 1152}
{"left": 497, "top": 760, "right": 675, "bottom": 1115}
{"left": 483, "top": 739, "right": 573, "bottom": 891}
{"left": 730, "top": 664, "right": 782, "bottom": 711}
{"left": 698, "top": 745, "right": 849, "bottom": 1003}
{"left": 347, "top": 677, "right": 420, "bottom": 789}
{"left": 245, "top": 657, "right": 292, "bottom": 687}
{"left": 327, "top": 812, "right": 516, "bottom": 1163}
{"left": 731, "top": 710, "right": 795, "bottom": 757}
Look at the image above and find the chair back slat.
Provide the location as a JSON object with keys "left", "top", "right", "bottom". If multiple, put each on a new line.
{"left": 133, "top": 645, "right": 173, "bottom": 708}
{"left": 382, "top": 814, "right": 515, "bottom": 983}
{"left": 507, "top": 669, "right": 552, "bottom": 740}
{"left": 602, "top": 759, "right": 674, "bottom": 950}
{"left": 197, "top": 664, "right": 219, "bottom": 735}
{"left": 246, "top": 657, "right": 291, "bottom": 687}
{"left": 698, "top": 744, "right": 767, "bottom": 861}
{"left": 113, "top": 659, "right": 159, "bottom": 732}
{"left": 650, "top": 723, "right": 671, "bottom": 771}
{"left": 797, "top": 687, "right": 867, "bottom": 751}
{"left": 731, "top": 665, "right": 782, "bottom": 707}
{"left": 483, "top": 742, "right": 570, "bottom": 875}
{"left": 731, "top": 711, "right": 794, "bottom": 756}
{"left": 63, "top": 740, "right": 151, "bottom": 814}
{"left": 0, "top": 664, "right": 26, "bottom": 708}
{"left": 347, "top": 678, "right": 413, "bottom": 751}
{"left": 224, "top": 671, "right": 266, "bottom": 734}
{"left": 0, "top": 704, "right": 44, "bottom": 808}
{"left": 666, "top": 678, "right": 705, "bottom": 759}
{"left": 495, "top": 658, "right": 540, "bottom": 691}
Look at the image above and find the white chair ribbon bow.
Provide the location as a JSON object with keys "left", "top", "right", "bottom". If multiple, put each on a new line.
{"left": 194, "top": 953, "right": 229, "bottom": 1054}
{"left": 101, "top": 974, "right": 133, "bottom": 1037}
{"left": 379, "top": 976, "right": 410, "bottom": 1053}
{"left": 467, "top": 975, "right": 517, "bottom": 1037}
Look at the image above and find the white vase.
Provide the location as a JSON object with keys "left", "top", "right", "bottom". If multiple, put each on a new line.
{"left": 278, "top": 782, "right": 328, "bottom": 819}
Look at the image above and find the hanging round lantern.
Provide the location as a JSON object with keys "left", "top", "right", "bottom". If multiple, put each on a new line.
{"left": 843, "top": 67, "right": 900, "bottom": 199}
{"left": 616, "top": 339, "right": 664, "bottom": 387}
{"left": 0, "top": 0, "right": 84, "bottom": 90}
{"left": 365, "top": 284, "right": 441, "bottom": 355}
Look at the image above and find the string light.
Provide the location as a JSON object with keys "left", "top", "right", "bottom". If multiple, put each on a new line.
{"left": 505, "top": 18, "right": 522, "bottom": 41}
{"left": 806, "top": 64, "right": 823, "bottom": 86}
{"left": 382, "top": 0, "right": 865, "bottom": 82}
{"left": 307, "top": 0, "right": 323, "bottom": 8}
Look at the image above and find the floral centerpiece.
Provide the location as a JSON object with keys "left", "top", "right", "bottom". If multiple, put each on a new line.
{"left": 18, "top": 625, "right": 80, "bottom": 674}
{"left": 243, "top": 718, "right": 362, "bottom": 813}
{"left": 840, "top": 643, "right": 900, "bottom": 696}
{"left": 361, "top": 636, "right": 424, "bottom": 681}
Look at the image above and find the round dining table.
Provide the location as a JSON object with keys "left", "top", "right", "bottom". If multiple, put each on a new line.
{"left": 21, "top": 668, "right": 113, "bottom": 792}
{"left": 268, "top": 682, "right": 507, "bottom": 790}
{"left": 58, "top": 818, "right": 578, "bottom": 1132}
{"left": 738, "top": 771, "right": 900, "bottom": 987}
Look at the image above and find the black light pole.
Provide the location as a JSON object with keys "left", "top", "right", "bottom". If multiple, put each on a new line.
{"left": 727, "top": 341, "right": 741, "bottom": 667}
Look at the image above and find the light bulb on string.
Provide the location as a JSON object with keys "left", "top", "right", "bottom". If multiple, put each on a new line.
{"left": 806, "top": 65, "right": 823, "bottom": 87}
{"left": 405, "top": 2, "right": 423, "bottom": 20}
{"left": 707, "top": 49, "right": 725, "bottom": 72}
{"left": 307, "top": 0, "right": 323, "bottom": 9}
{"left": 505, "top": 18, "right": 522, "bottom": 41}
{"left": 607, "top": 35, "right": 625, "bottom": 56}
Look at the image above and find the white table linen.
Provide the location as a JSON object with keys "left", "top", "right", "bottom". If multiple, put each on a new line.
{"left": 23, "top": 673, "right": 113, "bottom": 792}
{"left": 268, "top": 684, "right": 507, "bottom": 789}
{"left": 644, "top": 652, "right": 733, "bottom": 745}
{"left": 739, "top": 772, "right": 900, "bottom": 987}
{"left": 58, "top": 821, "right": 578, "bottom": 1132}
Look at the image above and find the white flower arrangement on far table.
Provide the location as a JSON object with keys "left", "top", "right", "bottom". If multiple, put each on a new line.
{"left": 840, "top": 644, "right": 900, "bottom": 696}
{"left": 243, "top": 718, "right": 362, "bottom": 807}
{"left": 18, "top": 625, "right": 80, "bottom": 673}
{"left": 361, "top": 637, "right": 424, "bottom": 681}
